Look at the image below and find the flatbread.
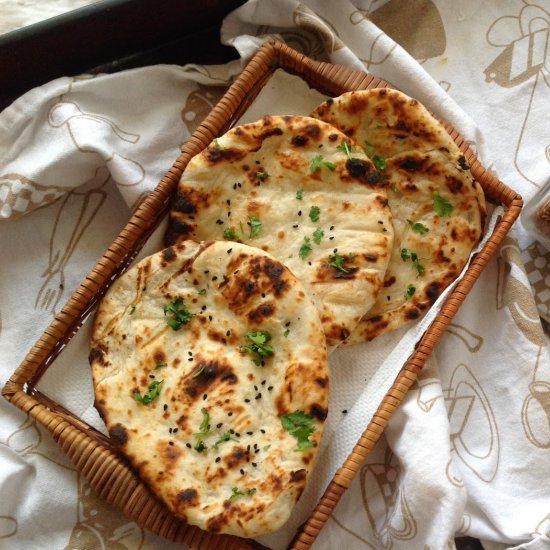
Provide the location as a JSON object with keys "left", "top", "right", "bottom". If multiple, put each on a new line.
{"left": 90, "top": 240, "right": 328, "bottom": 537}
{"left": 311, "top": 89, "right": 486, "bottom": 342}
{"left": 164, "top": 115, "right": 394, "bottom": 348}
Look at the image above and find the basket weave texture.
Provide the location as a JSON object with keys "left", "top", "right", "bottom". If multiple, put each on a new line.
{"left": 2, "top": 40, "right": 522, "bottom": 550}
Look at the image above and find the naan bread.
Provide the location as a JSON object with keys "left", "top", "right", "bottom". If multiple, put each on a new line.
{"left": 311, "top": 89, "right": 486, "bottom": 342}
{"left": 90, "top": 240, "right": 328, "bottom": 537}
{"left": 165, "top": 115, "right": 394, "bottom": 348}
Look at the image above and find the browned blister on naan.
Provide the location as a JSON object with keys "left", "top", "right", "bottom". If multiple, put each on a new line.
{"left": 90, "top": 241, "right": 328, "bottom": 537}
{"left": 311, "top": 89, "right": 486, "bottom": 342}
{"left": 165, "top": 115, "right": 394, "bottom": 349}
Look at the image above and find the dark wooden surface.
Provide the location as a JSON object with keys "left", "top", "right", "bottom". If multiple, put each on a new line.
{"left": 0, "top": 0, "right": 243, "bottom": 110}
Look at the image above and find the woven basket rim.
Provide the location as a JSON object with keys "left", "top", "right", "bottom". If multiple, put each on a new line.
{"left": 2, "top": 39, "right": 522, "bottom": 550}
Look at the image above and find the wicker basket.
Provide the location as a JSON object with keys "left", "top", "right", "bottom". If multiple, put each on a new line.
{"left": 2, "top": 40, "right": 522, "bottom": 550}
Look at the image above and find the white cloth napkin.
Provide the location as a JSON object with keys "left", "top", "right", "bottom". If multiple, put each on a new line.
{"left": 1, "top": 1, "right": 550, "bottom": 550}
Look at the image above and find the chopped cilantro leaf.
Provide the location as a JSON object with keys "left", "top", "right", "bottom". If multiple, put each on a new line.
{"left": 154, "top": 360, "right": 168, "bottom": 369}
{"left": 256, "top": 171, "right": 267, "bottom": 180}
{"left": 299, "top": 237, "right": 312, "bottom": 260}
{"left": 336, "top": 141, "right": 354, "bottom": 158}
{"left": 364, "top": 141, "right": 375, "bottom": 157}
{"left": 194, "top": 440, "right": 207, "bottom": 453}
{"left": 432, "top": 192, "right": 453, "bottom": 216}
{"left": 213, "top": 432, "right": 238, "bottom": 450}
{"left": 230, "top": 487, "right": 257, "bottom": 501}
{"left": 193, "top": 408, "right": 213, "bottom": 452}
{"left": 281, "top": 410, "right": 316, "bottom": 451}
{"left": 241, "top": 331, "right": 274, "bottom": 366}
{"left": 327, "top": 253, "right": 349, "bottom": 273}
{"left": 223, "top": 227, "right": 237, "bottom": 239}
{"left": 296, "top": 189, "right": 303, "bottom": 200}
{"left": 134, "top": 380, "right": 163, "bottom": 405}
{"left": 371, "top": 154, "right": 387, "bottom": 170}
{"left": 283, "top": 329, "right": 290, "bottom": 338}
{"left": 312, "top": 227, "right": 324, "bottom": 245}
{"left": 310, "top": 154, "right": 336, "bottom": 172}
{"left": 128, "top": 304, "right": 136, "bottom": 314}
{"left": 163, "top": 298, "right": 194, "bottom": 330}
{"left": 407, "top": 219, "right": 429, "bottom": 234}
{"left": 390, "top": 183, "right": 399, "bottom": 192}
{"left": 197, "top": 288, "right": 207, "bottom": 295}
{"left": 405, "top": 284, "right": 416, "bottom": 298}
{"left": 400, "top": 248, "right": 426, "bottom": 276}
{"left": 309, "top": 206, "right": 320, "bottom": 222}
{"left": 247, "top": 216, "right": 262, "bottom": 238}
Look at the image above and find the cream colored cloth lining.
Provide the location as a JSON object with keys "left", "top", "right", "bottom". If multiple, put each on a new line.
{"left": 1, "top": 1, "right": 550, "bottom": 549}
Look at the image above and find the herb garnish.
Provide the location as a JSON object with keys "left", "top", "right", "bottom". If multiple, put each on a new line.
{"left": 336, "top": 141, "right": 354, "bottom": 158}
{"left": 128, "top": 304, "right": 136, "bottom": 314}
{"left": 163, "top": 298, "right": 194, "bottom": 330}
{"left": 134, "top": 380, "right": 163, "bottom": 405}
{"left": 197, "top": 288, "right": 207, "bottom": 295}
{"left": 364, "top": 141, "right": 375, "bottom": 157}
{"left": 256, "top": 171, "right": 267, "bottom": 181}
{"left": 405, "top": 284, "right": 416, "bottom": 298}
{"left": 241, "top": 331, "right": 274, "bottom": 366}
{"left": 223, "top": 227, "right": 237, "bottom": 239}
{"left": 230, "top": 487, "right": 257, "bottom": 502}
{"left": 407, "top": 219, "right": 429, "bottom": 234}
{"left": 432, "top": 192, "right": 453, "bottom": 216}
{"left": 309, "top": 206, "right": 320, "bottom": 222}
{"left": 296, "top": 189, "right": 303, "bottom": 200}
{"left": 281, "top": 410, "right": 316, "bottom": 451}
{"left": 327, "top": 253, "right": 352, "bottom": 273}
{"left": 299, "top": 237, "right": 312, "bottom": 260}
{"left": 247, "top": 216, "right": 262, "bottom": 238}
{"left": 213, "top": 432, "right": 238, "bottom": 450}
{"left": 400, "top": 248, "right": 426, "bottom": 276}
{"left": 310, "top": 154, "right": 336, "bottom": 172}
{"left": 154, "top": 360, "right": 168, "bottom": 369}
{"left": 193, "top": 408, "right": 213, "bottom": 452}
{"left": 371, "top": 154, "right": 387, "bottom": 171}
{"left": 312, "top": 227, "right": 324, "bottom": 245}
{"left": 283, "top": 329, "right": 290, "bottom": 338}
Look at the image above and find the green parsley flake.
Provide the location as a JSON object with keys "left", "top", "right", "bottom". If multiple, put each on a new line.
{"left": 154, "top": 360, "right": 168, "bottom": 369}
{"left": 281, "top": 410, "right": 316, "bottom": 451}
{"left": 296, "top": 189, "right": 303, "bottom": 200}
{"left": 256, "top": 171, "right": 267, "bottom": 180}
{"left": 197, "top": 288, "right": 207, "bottom": 295}
{"left": 390, "top": 183, "right": 399, "bottom": 192}
{"left": 364, "top": 141, "right": 375, "bottom": 157}
{"left": 128, "top": 304, "right": 136, "bottom": 314}
{"left": 327, "top": 253, "right": 349, "bottom": 273}
{"left": 283, "top": 329, "right": 290, "bottom": 338}
{"left": 336, "top": 141, "right": 354, "bottom": 158}
{"left": 299, "top": 237, "right": 312, "bottom": 260}
{"left": 309, "top": 206, "right": 321, "bottom": 222}
{"left": 312, "top": 227, "right": 324, "bottom": 245}
{"left": 134, "top": 380, "right": 163, "bottom": 405}
{"left": 230, "top": 487, "right": 257, "bottom": 502}
{"left": 163, "top": 298, "right": 194, "bottom": 330}
{"left": 213, "top": 432, "right": 238, "bottom": 450}
{"left": 193, "top": 408, "right": 213, "bottom": 452}
{"left": 310, "top": 154, "right": 336, "bottom": 172}
{"left": 242, "top": 331, "right": 274, "bottom": 366}
{"left": 247, "top": 216, "right": 262, "bottom": 238}
{"left": 371, "top": 154, "right": 387, "bottom": 171}
{"left": 407, "top": 219, "right": 429, "bottom": 234}
{"left": 400, "top": 248, "right": 426, "bottom": 276}
{"left": 432, "top": 192, "right": 453, "bottom": 216}
{"left": 405, "top": 284, "right": 416, "bottom": 298}
{"left": 223, "top": 227, "right": 237, "bottom": 239}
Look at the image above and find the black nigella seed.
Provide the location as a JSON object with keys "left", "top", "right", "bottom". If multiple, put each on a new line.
{"left": 292, "top": 224, "right": 299, "bottom": 229}
{"left": 208, "top": 315, "right": 213, "bottom": 321}
{"left": 229, "top": 429, "right": 235, "bottom": 434}
{"left": 267, "top": 386, "right": 274, "bottom": 391}
{"left": 188, "top": 358, "right": 194, "bottom": 362}
{"left": 163, "top": 404, "right": 168, "bottom": 411}
{"left": 261, "top": 293, "right": 266, "bottom": 298}
{"left": 342, "top": 409, "right": 348, "bottom": 414}
{"left": 255, "top": 393, "right": 262, "bottom": 400}
{"left": 227, "top": 248, "right": 232, "bottom": 254}
{"left": 261, "top": 380, "right": 266, "bottom": 385}
{"left": 173, "top": 428, "right": 178, "bottom": 433}
{"left": 149, "top": 374, "right": 155, "bottom": 379}
{"left": 169, "top": 428, "right": 173, "bottom": 434}
{"left": 204, "top": 270, "right": 210, "bottom": 274}
{"left": 169, "top": 441, "right": 174, "bottom": 446}
{"left": 255, "top": 448, "right": 260, "bottom": 454}
{"left": 330, "top": 225, "right": 334, "bottom": 230}
{"left": 244, "top": 398, "right": 250, "bottom": 403}
{"left": 252, "top": 462, "right": 257, "bottom": 467}
{"left": 226, "top": 330, "right": 231, "bottom": 336}
{"left": 188, "top": 351, "right": 193, "bottom": 356}
{"left": 235, "top": 432, "right": 241, "bottom": 437}
{"left": 254, "top": 385, "right": 258, "bottom": 391}
{"left": 333, "top": 248, "right": 338, "bottom": 253}
{"left": 203, "top": 394, "right": 207, "bottom": 400}
{"left": 285, "top": 321, "right": 291, "bottom": 327}
{"left": 260, "top": 429, "right": 266, "bottom": 434}
{"left": 246, "top": 431, "right": 253, "bottom": 436}
{"left": 240, "top": 468, "right": 245, "bottom": 475}
{"left": 228, "top": 412, "right": 233, "bottom": 416}
{"left": 298, "top": 210, "right": 302, "bottom": 216}
{"left": 216, "top": 219, "right": 224, "bottom": 225}
{"left": 329, "top": 236, "right": 335, "bottom": 240}
{"left": 212, "top": 276, "right": 218, "bottom": 281}
{"left": 186, "top": 442, "right": 192, "bottom": 448}
{"left": 215, "top": 457, "right": 221, "bottom": 463}
{"left": 216, "top": 422, "right": 223, "bottom": 429}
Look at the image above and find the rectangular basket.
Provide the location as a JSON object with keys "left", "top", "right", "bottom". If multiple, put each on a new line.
{"left": 2, "top": 40, "right": 522, "bottom": 550}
